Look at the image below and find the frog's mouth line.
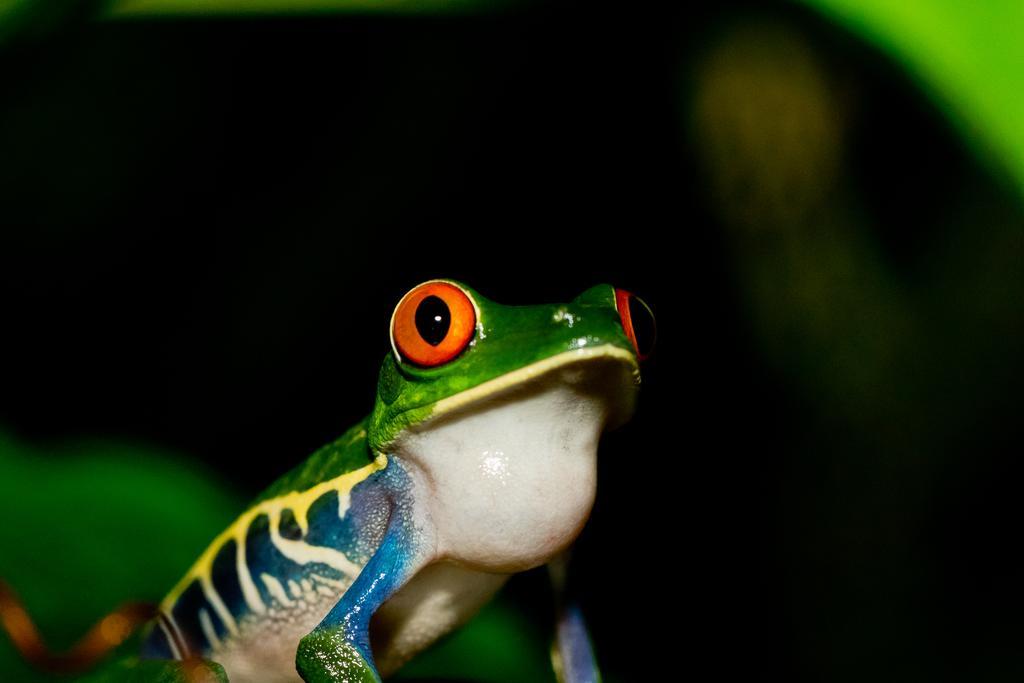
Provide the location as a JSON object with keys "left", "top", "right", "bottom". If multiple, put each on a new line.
{"left": 411, "top": 344, "right": 640, "bottom": 433}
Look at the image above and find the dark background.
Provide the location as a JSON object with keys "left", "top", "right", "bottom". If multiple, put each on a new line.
{"left": 2, "top": 2, "right": 1023, "bottom": 680}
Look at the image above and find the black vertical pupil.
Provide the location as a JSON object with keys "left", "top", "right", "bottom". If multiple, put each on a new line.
{"left": 415, "top": 296, "right": 451, "bottom": 346}
{"left": 628, "top": 296, "right": 656, "bottom": 357}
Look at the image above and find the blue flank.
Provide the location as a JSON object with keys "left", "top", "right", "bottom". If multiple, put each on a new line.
{"left": 141, "top": 465, "right": 395, "bottom": 660}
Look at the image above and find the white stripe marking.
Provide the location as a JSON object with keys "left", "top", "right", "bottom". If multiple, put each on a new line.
{"left": 269, "top": 515, "right": 362, "bottom": 577}
{"left": 157, "top": 617, "right": 183, "bottom": 660}
{"left": 260, "top": 573, "right": 294, "bottom": 607}
{"left": 236, "top": 537, "right": 266, "bottom": 615}
{"left": 310, "top": 573, "right": 347, "bottom": 590}
{"left": 199, "top": 608, "right": 222, "bottom": 651}
{"left": 163, "top": 611, "right": 190, "bottom": 658}
{"left": 199, "top": 576, "right": 238, "bottom": 636}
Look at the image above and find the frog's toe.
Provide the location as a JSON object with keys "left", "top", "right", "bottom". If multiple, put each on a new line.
{"left": 296, "top": 629, "right": 380, "bottom": 683}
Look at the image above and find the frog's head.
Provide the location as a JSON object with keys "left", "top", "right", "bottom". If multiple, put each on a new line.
{"left": 368, "top": 280, "right": 654, "bottom": 571}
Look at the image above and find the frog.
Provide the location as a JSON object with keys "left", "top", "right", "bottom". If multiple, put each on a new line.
{"left": 7, "top": 279, "right": 655, "bottom": 683}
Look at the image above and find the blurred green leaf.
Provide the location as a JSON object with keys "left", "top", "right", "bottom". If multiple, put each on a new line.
{"left": 801, "top": 0, "right": 1024, "bottom": 193}
{"left": 0, "top": 0, "right": 510, "bottom": 47}
{"left": 0, "top": 430, "right": 242, "bottom": 682}
{"left": 104, "top": 0, "right": 504, "bottom": 17}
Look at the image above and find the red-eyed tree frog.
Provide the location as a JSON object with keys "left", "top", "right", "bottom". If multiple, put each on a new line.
{"left": 12, "top": 280, "right": 655, "bottom": 683}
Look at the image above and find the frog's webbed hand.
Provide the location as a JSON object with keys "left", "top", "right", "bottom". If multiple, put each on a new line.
{"left": 296, "top": 464, "right": 431, "bottom": 683}
{"left": 548, "top": 555, "right": 601, "bottom": 683}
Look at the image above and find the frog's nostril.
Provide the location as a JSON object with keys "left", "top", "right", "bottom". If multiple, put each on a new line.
{"left": 614, "top": 288, "right": 656, "bottom": 361}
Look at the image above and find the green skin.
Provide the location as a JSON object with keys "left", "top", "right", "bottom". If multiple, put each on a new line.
{"left": 93, "top": 281, "right": 639, "bottom": 682}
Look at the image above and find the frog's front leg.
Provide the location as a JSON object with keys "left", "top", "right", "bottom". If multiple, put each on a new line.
{"left": 296, "top": 463, "right": 434, "bottom": 683}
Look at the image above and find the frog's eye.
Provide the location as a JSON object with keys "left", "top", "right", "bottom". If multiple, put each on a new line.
{"left": 391, "top": 281, "right": 477, "bottom": 367}
{"left": 614, "top": 288, "right": 656, "bottom": 361}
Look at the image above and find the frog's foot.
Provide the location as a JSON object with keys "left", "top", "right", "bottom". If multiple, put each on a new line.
{"left": 81, "top": 656, "right": 228, "bottom": 683}
{"left": 296, "top": 628, "right": 380, "bottom": 683}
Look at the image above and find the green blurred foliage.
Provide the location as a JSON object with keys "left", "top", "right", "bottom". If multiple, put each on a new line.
{"left": 802, "top": 0, "right": 1024, "bottom": 194}
{"left": 688, "top": 18, "right": 1023, "bottom": 440}
{"left": 0, "top": 0, "right": 92, "bottom": 45}
{"left": 0, "top": 430, "right": 242, "bottom": 681}
{"left": 82, "top": 657, "right": 229, "bottom": 683}
{"left": 0, "top": 0, "right": 504, "bottom": 39}
{"left": 106, "top": 0, "right": 499, "bottom": 16}
{"left": 685, "top": 12, "right": 1024, "bottom": 681}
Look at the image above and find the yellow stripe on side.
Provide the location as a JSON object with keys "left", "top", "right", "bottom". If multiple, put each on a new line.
{"left": 160, "top": 452, "right": 388, "bottom": 614}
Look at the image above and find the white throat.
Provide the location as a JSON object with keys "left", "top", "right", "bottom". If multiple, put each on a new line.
{"left": 393, "top": 359, "right": 631, "bottom": 573}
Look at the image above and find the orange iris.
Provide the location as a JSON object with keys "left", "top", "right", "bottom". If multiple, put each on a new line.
{"left": 391, "top": 281, "right": 477, "bottom": 367}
